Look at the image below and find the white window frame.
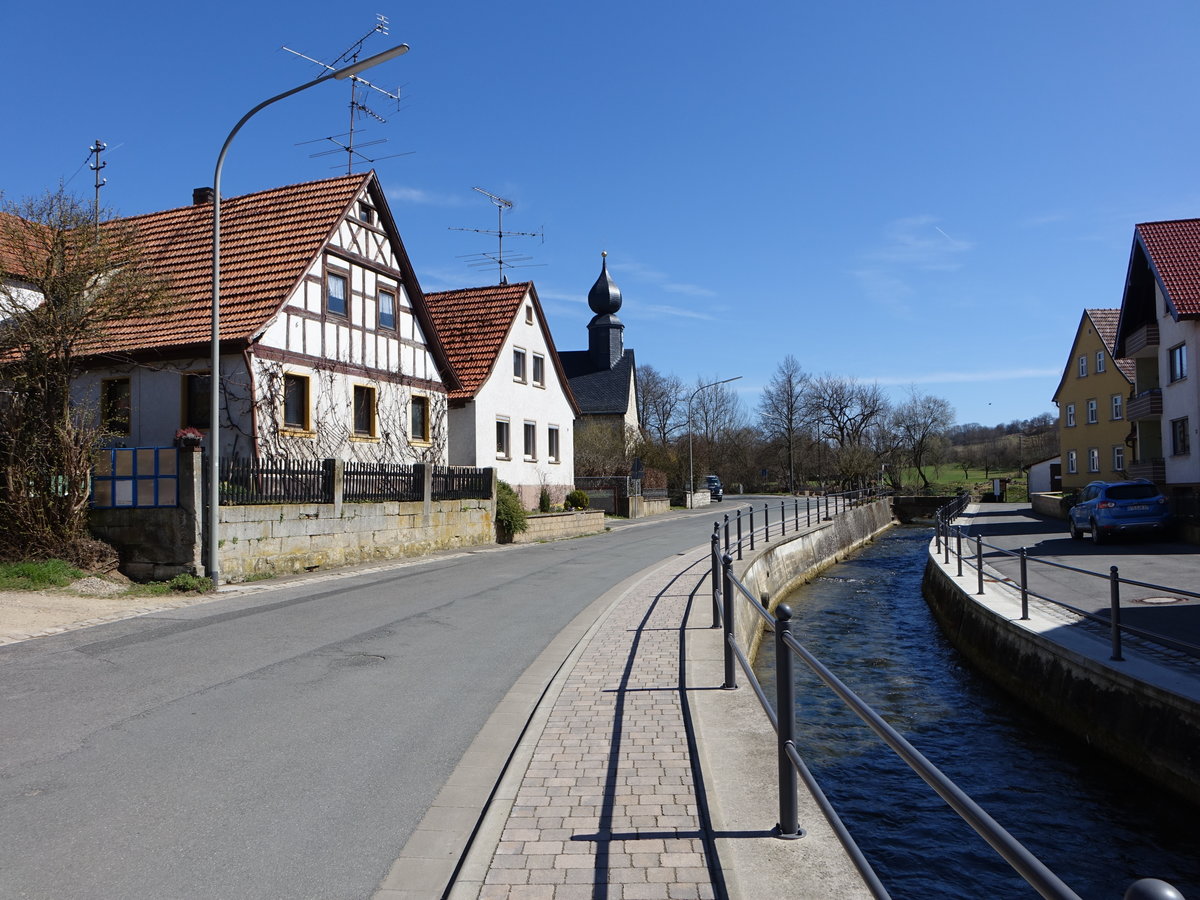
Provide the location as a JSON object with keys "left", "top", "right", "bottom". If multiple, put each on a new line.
{"left": 1065, "top": 404, "right": 1076, "bottom": 427}
{"left": 1078, "top": 356, "right": 1088, "bottom": 377}
{"left": 1112, "top": 445, "right": 1125, "bottom": 471}
{"left": 513, "top": 348, "right": 527, "bottom": 383}
{"left": 1111, "top": 394, "right": 1123, "bottom": 420}
{"left": 1086, "top": 399, "right": 1098, "bottom": 425}
{"left": 1171, "top": 417, "right": 1190, "bottom": 456}
{"left": 496, "top": 418, "right": 511, "bottom": 459}
{"left": 548, "top": 425, "right": 560, "bottom": 463}
{"left": 1067, "top": 449, "right": 1077, "bottom": 474}
{"left": 523, "top": 421, "right": 537, "bottom": 461}
{"left": 532, "top": 353, "right": 545, "bottom": 388}
{"left": 1096, "top": 351, "right": 1105, "bottom": 374}
{"left": 1088, "top": 447, "right": 1100, "bottom": 472}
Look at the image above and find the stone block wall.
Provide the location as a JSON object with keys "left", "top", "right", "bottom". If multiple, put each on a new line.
{"left": 510, "top": 510, "right": 605, "bottom": 544}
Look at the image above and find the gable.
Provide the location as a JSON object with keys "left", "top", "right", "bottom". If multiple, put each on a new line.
{"left": 1051, "top": 309, "right": 1132, "bottom": 405}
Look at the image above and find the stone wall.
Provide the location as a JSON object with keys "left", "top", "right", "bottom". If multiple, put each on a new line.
{"left": 922, "top": 543, "right": 1200, "bottom": 806}
{"left": 509, "top": 510, "right": 606, "bottom": 544}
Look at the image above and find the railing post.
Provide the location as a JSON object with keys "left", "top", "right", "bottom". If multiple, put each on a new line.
{"left": 976, "top": 535, "right": 984, "bottom": 595}
{"left": 722, "top": 553, "right": 737, "bottom": 690}
{"left": 794, "top": 497, "right": 799, "bottom": 531}
{"left": 774, "top": 603, "right": 802, "bottom": 839}
{"left": 711, "top": 525, "right": 722, "bottom": 629}
{"left": 943, "top": 522, "right": 950, "bottom": 564}
{"left": 823, "top": 493, "right": 831, "bottom": 521}
{"left": 806, "top": 497, "right": 811, "bottom": 528}
{"left": 750, "top": 506, "right": 756, "bottom": 551}
{"left": 724, "top": 513, "right": 731, "bottom": 556}
{"left": 956, "top": 529, "right": 963, "bottom": 577}
{"left": 935, "top": 515, "right": 942, "bottom": 553}
{"left": 737, "top": 510, "right": 743, "bottom": 561}
{"left": 1019, "top": 547, "right": 1029, "bottom": 620}
{"left": 764, "top": 502, "right": 770, "bottom": 540}
{"left": 780, "top": 499, "right": 786, "bottom": 536}
{"left": 1110, "top": 566, "right": 1124, "bottom": 661}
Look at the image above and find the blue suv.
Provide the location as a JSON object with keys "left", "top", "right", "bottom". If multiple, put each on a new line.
{"left": 1068, "top": 480, "right": 1171, "bottom": 543}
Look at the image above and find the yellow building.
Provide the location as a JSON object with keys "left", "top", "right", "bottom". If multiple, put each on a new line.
{"left": 1053, "top": 309, "right": 1135, "bottom": 491}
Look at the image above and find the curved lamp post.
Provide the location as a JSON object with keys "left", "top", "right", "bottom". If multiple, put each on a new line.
{"left": 209, "top": 43, "right": 410, "bottom": 585}
{"left": 687, "top": 376, "right": 741, "bottom": 507}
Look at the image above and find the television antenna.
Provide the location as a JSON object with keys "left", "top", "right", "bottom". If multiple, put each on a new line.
{"left": 450, "top": 187, "right": 545, "bottom": 285}
{"left": 283, "top": 14, "right": 411, "bottom": 173}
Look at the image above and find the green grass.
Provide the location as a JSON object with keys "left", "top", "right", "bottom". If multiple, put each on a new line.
{"left": 127, "top": 573, "right": 214, "bottom": 596}
{"left": 0, "top": 559, "right": 85, "bottom": 591}
{"left": 899, "top": 466, "right": 1029, "bottom": 502}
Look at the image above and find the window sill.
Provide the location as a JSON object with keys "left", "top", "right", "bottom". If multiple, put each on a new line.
{"left": 350, "top": 434, "right": 380, "bottom": 443}
{"left": 280, "top": 428, "right": 315, "bottom": 438}
{"left": 409, "top": 438, "right": 432, "bottom": 447}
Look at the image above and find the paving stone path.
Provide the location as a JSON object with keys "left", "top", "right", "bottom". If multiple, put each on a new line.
{"left": 476, "top": 547, "right": 720, "bottom": 900}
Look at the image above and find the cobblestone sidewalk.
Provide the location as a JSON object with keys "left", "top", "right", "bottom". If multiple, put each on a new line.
{"left": 474, "top": 547, "right": 719, "bottom": 900}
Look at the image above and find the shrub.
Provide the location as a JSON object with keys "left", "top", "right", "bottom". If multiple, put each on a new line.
{"left": 168, "top": 572, "right": 213, "bottom": 593}
{"left": 539, "top": 486, "right": 552, "bottom": 513}
{"left": 565, "top": 489, "right": 590, "bottom": 510}
{"left": 495, "top": 481, "right": 528, "bottom": 535}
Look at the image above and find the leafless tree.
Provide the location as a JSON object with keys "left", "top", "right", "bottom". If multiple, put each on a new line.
{"left": 757, "top": 354, "right": 808, "bottom": 492}
{"left": 690, "top": 376, "right": 746, "bottom": 481}
{"left": 636, "top": 364, "right": 685, "bottom": 448}
{"left": 0, "top": 187, "right": 168, "bottom": 564}
{"left": 891, "top": 387, "right": 955, "bottom": 489}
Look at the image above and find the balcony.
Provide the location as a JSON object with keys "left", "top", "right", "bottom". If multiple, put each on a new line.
{"left": 1123, "top": 322, "right": 1160, "bottom": 358}
{"left": 1126, "top": 457, "right": 1166, "bottom": 483}
{"left": 1126, "top": 389, "right": 1163, "bottom": 421}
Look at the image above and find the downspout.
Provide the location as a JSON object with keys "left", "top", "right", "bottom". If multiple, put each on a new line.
{"left": 243, "top": 345, "right": 261, "bottom": 458}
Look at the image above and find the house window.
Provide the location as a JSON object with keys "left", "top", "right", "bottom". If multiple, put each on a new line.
{"left": 513, "top": 349, "right": 526, "bottom": 382}
{"left": 1111, "top": 394, "right": 1123, "bottom": 420}
{"left": 1078, "top": 356, "right": 1088, "bottom": 377}
{"left": 353, "top": 385, "right": 377, "bottom": 437}
{"left": 496, "top": 418, "right": 511, "bottom": 459}
{"left": 532, "top": 354, "right": 545, "bottom": 387}
{"left": 1113, "top": 445, "right": 1125, "bottom": 471}
{"left": 1096, "top": 351, "right": 1105, "bottom": 374}
{"left": 1067, "top": 450, "right": 1077, "bottom": 474}
{"left": 183, "top": 373, "right": 211, "bottom": 429}
{"left": 1088, "top": 448, "right": 1100, "bottom": 472}
{"left": 283, "top": 374, "right": 310, "bottom": 430}
{"left": 358, "top": 202, "right": 375, "bottom": 225}
{"left": 1065, "top": 404, "right": 1076, "bottom": 427}
{"left": 525, "top": 304, "right": 534, "bottom": 324}
{"left": 102, "top": 378, "right": 131, "bottom": 436}
{"left": 524, "top": 422, "right": 537, "bottom": 460}
{"left": 379, "top": 289, "right": 396, "bottom": 330}
{"left": 1171, "top": 417, "right": 1190, "bottom": 456}
{"left": 327, "top": 271, "right": 348, "bottom": 317}
{"left": 410, "top": 395, "right": 430, "bottom": 443}
{"left": 1169, "top": 343, "right": 1188, "bottom": 383}
{"left": 1086, "top": 399, "right": 1098, "bottom": 424}
{"left": 548, "top": 425, "right": 560, "bottom": 463}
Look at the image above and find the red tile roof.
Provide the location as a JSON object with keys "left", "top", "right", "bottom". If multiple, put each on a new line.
{"left": 92, "top": 173, "right": 367, "bottom": 355}
{"left": 1135, "top": 219, "right": 1200, "bottom": 317}
{"left": 425, "top": 282, "right": 579, "bottom": 413}
{"left": 1085, "top": 308, "right": 1136, "bottom": 380}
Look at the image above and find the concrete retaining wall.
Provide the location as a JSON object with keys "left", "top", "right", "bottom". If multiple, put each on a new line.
{"left": 1030, "top": 492, "right": 1069, "bottom": 519}
{"left": 922, "top": 549, "right": 1200, "bottom": 806}
{"left": 733, "top": 500, "right": 896, "bottom": 664}
{"left": 510, "top": 510, "right": 606, "bottom": 544}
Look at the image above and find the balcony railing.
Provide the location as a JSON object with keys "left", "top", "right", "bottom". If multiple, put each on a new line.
{"left": 1126, "top": 389, "right": 1163, "bottom": 420}
{"left": 1127, "top": 457, "right": 1166, "bottom": 483}
{"left": 1123, "top": 322, "right": 1160, "bottom": 357}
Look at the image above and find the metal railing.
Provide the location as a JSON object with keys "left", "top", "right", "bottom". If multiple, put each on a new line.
{"left": 219, "top": 456, "right": 329, "bottom": 505}
{"left": 344, "top": 461, "right": 422, "bottom": 503}
{"left": 715, "top": 489, "right": 879, "bottom": 561}
{"left": 431, "top": 465, "right": 491, "bottom": 500}
{"left": 934, "top": 501, "right": 1200, "bottom": 662}
{"left": 706, "top": 499, "right": 1183, "bottom": 899}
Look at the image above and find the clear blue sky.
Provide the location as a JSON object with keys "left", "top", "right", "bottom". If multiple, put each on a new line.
{"left": 5, "top": 1, "right": 1199, "bottom": 429}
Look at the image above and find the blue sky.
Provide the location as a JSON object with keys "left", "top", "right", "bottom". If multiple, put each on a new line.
{"left": 5, "top": 1, "right": 1200, "bottom": 428}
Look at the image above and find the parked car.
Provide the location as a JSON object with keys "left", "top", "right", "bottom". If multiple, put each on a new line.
{"left": 705, "top": 475, "right": 723, "bottom": 502}
{"left": 1067, "top": 480, "right": 1171, "bottom": 543}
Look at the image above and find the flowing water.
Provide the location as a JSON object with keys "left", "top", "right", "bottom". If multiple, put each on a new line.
{"left": 752, "top": 526, "right": 1200, "bottom": 899}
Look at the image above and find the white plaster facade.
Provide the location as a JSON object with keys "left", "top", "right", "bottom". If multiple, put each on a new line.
{"left": 1135, "top": 283, "right": 1199, "bottom": 487}
{"left": 446, "top": 288, "right": 576, "bottom": 507}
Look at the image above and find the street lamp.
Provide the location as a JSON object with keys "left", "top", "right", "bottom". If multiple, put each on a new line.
{"left": 208, "top": 43, "right": 410, "bottom": 585}
{"left": 687, "top": 376, "right": 742, "bottom": 507}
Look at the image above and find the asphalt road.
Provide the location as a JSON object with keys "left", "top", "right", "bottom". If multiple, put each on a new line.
{"left": 953, "top": 502, "right": 1200, "bottom": 654}
{"left": 0, "top": 501, "right": 759, "bottom": 900}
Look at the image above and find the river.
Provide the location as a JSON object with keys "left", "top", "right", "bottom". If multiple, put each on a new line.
{"left": 752, "top": 525, "right": 1200, "bottom": 899}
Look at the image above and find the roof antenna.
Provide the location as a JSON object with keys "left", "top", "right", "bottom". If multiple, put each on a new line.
{"left": 449, "top": 187, "right": 545, "bottom": 285}
{"left": 88, "top": 139, "right": 106, "bottom": 238}
{"left": 283, "top": 14, "right": 411, "bottom": 174}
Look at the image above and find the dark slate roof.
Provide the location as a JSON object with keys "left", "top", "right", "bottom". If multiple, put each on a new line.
{"left": 559, "top": 349, "right": 636, "bottom": 416}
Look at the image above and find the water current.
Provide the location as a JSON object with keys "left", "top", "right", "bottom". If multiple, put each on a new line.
{"left": 752, "top": 526, "right": 1200, "bottom": 899}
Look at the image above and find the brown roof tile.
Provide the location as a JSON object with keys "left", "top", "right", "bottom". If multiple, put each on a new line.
{"left": 89, "top": 173, "right": 367, "bottom": 356}
{"left": 1135, "top": 219, "right": 1200, "bottom": 317}
{"left": 1085, "top": 308, "right": 1136, "bottom": 380}
{"left": 425, "top": 282, "right": 579, "bottom": 413}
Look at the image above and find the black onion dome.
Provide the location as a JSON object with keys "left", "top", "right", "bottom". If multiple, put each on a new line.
{"left": 587, "top": 251, "right": 623, "bottom": 315}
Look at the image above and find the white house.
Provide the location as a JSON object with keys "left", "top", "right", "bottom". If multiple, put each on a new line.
{"left": 424, "top": 281, "right": 579, "bottom": 508}
{"left": 43, "top": 172, "right": 458, "bottom": 463}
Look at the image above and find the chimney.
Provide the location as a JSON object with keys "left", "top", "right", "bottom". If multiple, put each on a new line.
{"left": 193, "top": 187, "right": 215, "bottom": 205}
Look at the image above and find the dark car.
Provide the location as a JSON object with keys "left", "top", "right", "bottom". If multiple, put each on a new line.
{"left": 1068, "top": 480, "right": 1171, "bottom": 543}
{"left": 705, "top": 475, "right": 723, "bottom": 502}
